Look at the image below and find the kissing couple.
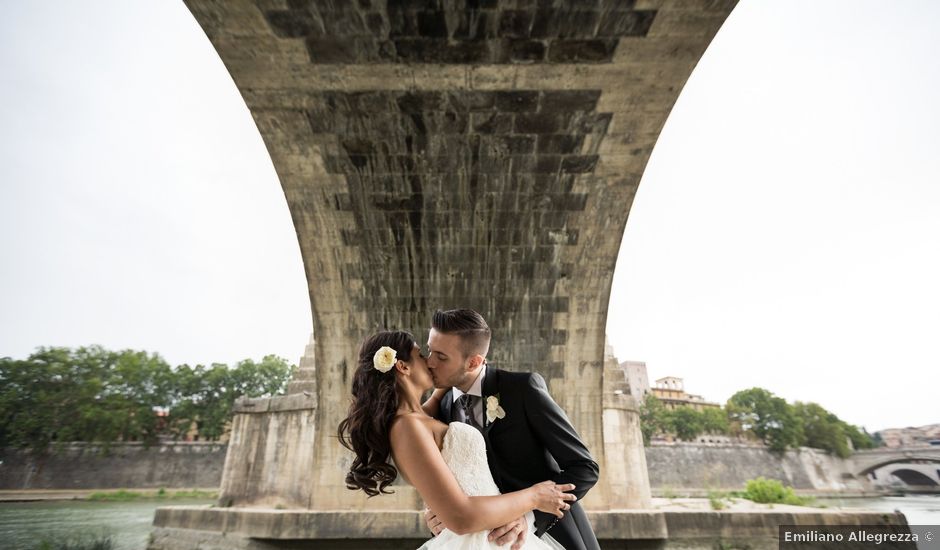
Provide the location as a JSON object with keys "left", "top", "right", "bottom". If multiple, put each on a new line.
{"left": 338, "top": 309, "right": 601, "bottom": 550}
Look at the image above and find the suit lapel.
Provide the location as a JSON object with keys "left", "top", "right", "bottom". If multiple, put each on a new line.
{"left": 479, "top": 366, "right": 505, "bottom": 490}
{"left": 440, "top": 388, "right": 454, "bottom": 423}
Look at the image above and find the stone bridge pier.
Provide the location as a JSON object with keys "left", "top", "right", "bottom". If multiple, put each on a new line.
{"left": 151, "top": 1, "right": 748, "bottom": 547}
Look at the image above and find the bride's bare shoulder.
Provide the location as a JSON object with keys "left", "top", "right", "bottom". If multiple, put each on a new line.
{"left": 389, "top": 414, "right": 448, "bottom": 451}
{"left": 389, "top": 412, "right": 426, "bottom": 437}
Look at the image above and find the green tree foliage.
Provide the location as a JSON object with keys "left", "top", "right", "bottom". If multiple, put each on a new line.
{"left": 792, "top": 401, "right": 850, "bottom": 457}
{"left": 0, "top": 346, "right": 295, "bottom": 453}
{"left": 639, "top": 394, "right": 668, "bottom": 446}
{"left": 639, "top": 395, "right": 731, "bottom": 444}
{"left": 670, "top": 406, "right": 705, "bottom": 441}
{"left": 0, "top": 346, "right": 174, "bottom": 454}
{"left": 726, "top": 387, "right": 803, "bottom": 452}
{"left": 846, "top": 424, "right": 878, "bottom": 450}
{"left": 792, "top": 401, "right": 877, "bottom": 457}
{"left": 637, "top": 384, "right": 877, "bottom": 454}
{"left": 701, "top": 406, "right": 730, "bottom": 435}
{"left": 167, "top": 356, "right": 294, "bottom": 441}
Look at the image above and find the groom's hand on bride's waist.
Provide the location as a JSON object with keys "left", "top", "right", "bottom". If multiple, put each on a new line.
{"left": 488, "top": 515, "right": 527, "bottom": 549}
{"left": 425, "top": 507, "right": 528, "bottom": 548}
{"left": 424, "top": 508, "right": 444, "bottom": 536}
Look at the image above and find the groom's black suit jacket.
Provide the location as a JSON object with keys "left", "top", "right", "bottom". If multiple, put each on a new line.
{"left": 436, "top": 366, "right": 601, "bottom": 550}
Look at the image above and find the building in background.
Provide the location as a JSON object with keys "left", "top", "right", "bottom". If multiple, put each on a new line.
{"left": 620, "top": 360, "right": 651, "bottom": 401}
{"left": 651, "top": 376, "right": 720, "bottom": 411}
{"left": 876, "top": 424, "right": 940, "bottom": 448}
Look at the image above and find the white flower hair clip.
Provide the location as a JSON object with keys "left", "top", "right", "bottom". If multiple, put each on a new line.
{"left": 373, "top": 346, "right": 397, "bottom": 373}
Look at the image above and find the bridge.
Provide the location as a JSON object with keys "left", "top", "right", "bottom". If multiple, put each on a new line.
{"left": 145, "top": 2, "right": 911, "bottom": 549}
{"left": 175, "top": 0, "right": 738, "bottom": 518}
{"left": 853, "top": 446, "right": 940, "bottom": 487}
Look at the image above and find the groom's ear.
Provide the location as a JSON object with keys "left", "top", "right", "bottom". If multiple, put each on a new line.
{"left": 467, "top": 354, "right": 485, "bottom": 370}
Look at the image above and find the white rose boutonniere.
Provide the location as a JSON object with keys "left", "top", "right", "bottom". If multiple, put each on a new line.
{"left": 373, "top": 346, "right": 397, "bottom": 373}
{"left": 485, "top": 395, "right": 506, "bottom": 423}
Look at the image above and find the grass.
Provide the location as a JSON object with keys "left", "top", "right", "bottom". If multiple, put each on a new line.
{"left": 707, "top": 489, "right": 732, "bottom": 510}
{"left": 35, "top": 533, "right": 114, "bottom": 550}
{"left": 87, "top": 488, "right": 217, "bottom": 501}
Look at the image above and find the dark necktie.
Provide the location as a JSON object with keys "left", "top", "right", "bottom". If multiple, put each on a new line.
{"left": 455, "top": 394, "right": 480, "bottom": 429}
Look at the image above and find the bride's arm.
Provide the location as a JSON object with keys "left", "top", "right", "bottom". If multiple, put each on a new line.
{"left": 390, "top": 416, "right": 574, "bottom": 535}
{"left": 420, "top": 388, "right": 448, "bottom": 417}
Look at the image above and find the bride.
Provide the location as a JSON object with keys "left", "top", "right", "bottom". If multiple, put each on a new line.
{"left": 338, "top": 330, "right": 571, "bottom": 550}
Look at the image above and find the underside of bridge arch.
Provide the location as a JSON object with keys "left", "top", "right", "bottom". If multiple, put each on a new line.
{"left": 185, "top": 0, "right": 736, "bottom": 509}
{"left": 887, "top": 469, "right": 940, "bottom": 487}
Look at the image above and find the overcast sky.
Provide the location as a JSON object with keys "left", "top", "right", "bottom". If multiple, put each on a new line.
{"left": 1, "top": 1, "right": 937, "bottom": 433}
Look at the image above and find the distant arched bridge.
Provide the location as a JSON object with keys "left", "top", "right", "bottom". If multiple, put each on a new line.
{"left": 852, "top": 446, "right": 940, "bottom": 478}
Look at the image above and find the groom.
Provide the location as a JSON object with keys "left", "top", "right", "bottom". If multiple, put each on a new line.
{"left": 424, "top": 309, "right": 600, "bottom": 550}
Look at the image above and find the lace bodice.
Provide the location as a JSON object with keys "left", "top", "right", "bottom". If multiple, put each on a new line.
{"left": 440, "top": 422, "right": 501, "bottom": 497}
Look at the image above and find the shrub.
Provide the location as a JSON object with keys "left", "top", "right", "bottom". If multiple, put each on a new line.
{"left": 742, "top": 477, "right": 813, "bottom": 506}
{"left": 707, "top": 489, "right": 730, "bottom": 510}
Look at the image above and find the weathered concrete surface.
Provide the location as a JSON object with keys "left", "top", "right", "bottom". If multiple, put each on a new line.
{"left": 646, "top": 443, "right": 870, "bottom": 493}
{"left": 217, "top": 393, "right": 318, "bottom": 509}
{"left": 182, "top": 0, "right": 739, "bottom": 517}
{"left": 3, "top": 440, "right": 891, "bottom": 496}
{"left": 0, "top": 488, "right": 216, "bottom": 502}
{"left": 604, "top": 346, "right": 653, "bottom": 507}
{"left": 0, "top": 442, "right": 226, "bottom": 490}
{"left": 149, "top": 507, "right": 906, "bottom": 550}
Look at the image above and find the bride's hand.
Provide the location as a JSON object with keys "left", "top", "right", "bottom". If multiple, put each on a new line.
{"left": 528, "top": 480, "right": 577, "bottom": 518}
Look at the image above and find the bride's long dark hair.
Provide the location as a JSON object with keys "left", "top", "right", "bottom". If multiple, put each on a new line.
{"left": 337, "top": 330, "right": 416, "bottom": 497}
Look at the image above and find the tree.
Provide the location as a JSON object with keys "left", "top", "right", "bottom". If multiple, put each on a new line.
{"left": 793, "top": 401, "right": 850, "bottom": 458}
{"left": 701, "top": 406, "right": 730, "bottom": 435}
{"left": 165, "top": 355, "right": 294, "bottom": 441}
{"left": 1, "top": 346, "right": 295, "bottom": 451}
{"left": 727, "top": 387, "right": 802, "bottom": 452}
{"left": 639, "top": 394, "right": 669, "bottom": 446}
{"left": 671, "top": 406, "right": 705, "bottom": 441}
{"left": 843, "top": 424, "right": 876, "bottom": 450}
{"left": 0, "top": 345, "right": 174, "bottom": 454}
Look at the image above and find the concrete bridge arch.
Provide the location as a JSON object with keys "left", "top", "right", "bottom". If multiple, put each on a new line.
{"left": 853, "top": 447, "right": 940, "bottom": 477}
{"left": 881, "top": 467, "right": 939, "bottom": 487}
{"left": 183, "top": 0, "right": 738, "bottom": 513}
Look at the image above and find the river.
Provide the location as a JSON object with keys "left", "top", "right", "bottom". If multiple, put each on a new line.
{"left": 817, "top": 494, "right": 940, "bottom": 526}
{"left": 0, "top": 498, "right": 213, "bottom": 550}
{"left": 0, "top": 496, "right": 937, "bottom": 550}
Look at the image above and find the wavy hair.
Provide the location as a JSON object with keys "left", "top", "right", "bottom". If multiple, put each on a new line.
{"left": 337, "top": 330, "right": 416, "bottom": 497}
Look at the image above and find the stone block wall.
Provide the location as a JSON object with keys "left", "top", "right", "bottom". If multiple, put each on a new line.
{"left": 1, "top": 440, "right": 865, "bottom": 493}
{"left": 0, "top": 442, "right": 226, "bottom": 490}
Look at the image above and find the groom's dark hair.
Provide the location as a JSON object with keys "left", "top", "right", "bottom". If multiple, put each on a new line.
{"left": 432, "top": 308, "right": 491, "bottom": 359}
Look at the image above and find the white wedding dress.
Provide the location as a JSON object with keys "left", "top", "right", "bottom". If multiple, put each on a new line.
{"left": 418, "top": 422, "right": 565, "bottom": 550}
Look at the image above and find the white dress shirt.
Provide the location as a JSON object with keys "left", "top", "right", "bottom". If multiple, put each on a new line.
{"left": 451, "top": 364, "right": 486, "bottom": 426}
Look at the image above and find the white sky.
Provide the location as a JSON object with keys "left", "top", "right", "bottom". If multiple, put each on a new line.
{"left": 1, "top": 1, "right": 937, "bottom": 433}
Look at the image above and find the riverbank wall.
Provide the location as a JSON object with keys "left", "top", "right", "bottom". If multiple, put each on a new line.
{"left": 1, "top": 441, "right": 868, "bottom": 493}
{"left": 0, "top": 442, "right": 226, "bottom": 490}
{"left": 646, "top": 442, "right": 867, "bottom": 492}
